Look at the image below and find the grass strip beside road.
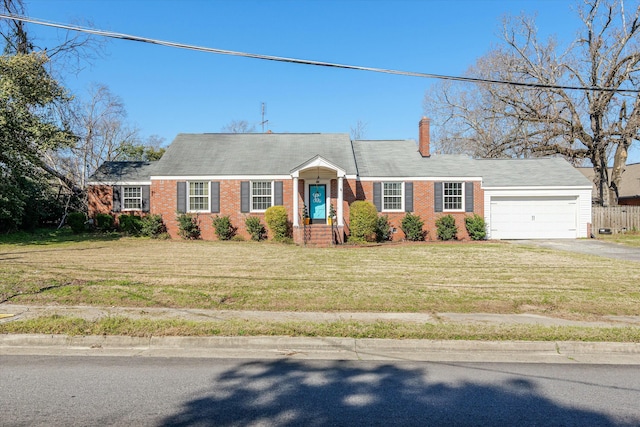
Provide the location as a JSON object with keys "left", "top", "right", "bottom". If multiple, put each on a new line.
{"left": 1, "top": 315, "right": 639, "bottom": 342}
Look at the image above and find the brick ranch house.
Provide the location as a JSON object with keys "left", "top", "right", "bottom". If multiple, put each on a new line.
{"left": 88, "top": 118, "right": 593, "bottom": 244}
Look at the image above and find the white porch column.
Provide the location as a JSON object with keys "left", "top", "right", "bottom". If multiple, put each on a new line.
{"left": 337, "top": 176, "right": 344, "bottom": 226}
{"left": 293, "top": 177, "right": 299, "bottom": 227}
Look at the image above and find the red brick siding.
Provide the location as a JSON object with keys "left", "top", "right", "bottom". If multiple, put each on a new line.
{"left": 93, "top": 178, "right": 485, "bottom": 242}
{"left": 352, "top": 180, "right": 484, "bottom": 241}
{"left": 87, "top": 185, "right": 149, "bottom": 225}
{"left": 153, "top": 179, "right": 295, "bottom": 240}
{"left": 88, "top": 185, "right": 112, "bottom": 217}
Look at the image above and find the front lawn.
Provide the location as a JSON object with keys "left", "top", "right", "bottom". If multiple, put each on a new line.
{"left": 2, "top": 235, "right": 638, "bottom": 318}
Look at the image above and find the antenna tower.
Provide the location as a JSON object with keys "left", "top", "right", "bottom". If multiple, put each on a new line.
{"left": 261, "top": 102, "right": 269, "bottom": 133}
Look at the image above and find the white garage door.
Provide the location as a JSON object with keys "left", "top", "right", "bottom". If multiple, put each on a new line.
{"left": 490, "top": 196, "right": 578, "bottom": 239}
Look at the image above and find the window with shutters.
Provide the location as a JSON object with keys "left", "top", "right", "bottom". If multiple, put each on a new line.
{"left": 383, "top": 182, "right": 403, "bottom": 211}
{"left": 188, "top": 181, "right": 209, "bottom": 212}
{"left": 443, "top": 182, "right": 463, "bottom": 211}
{"left": 251, "top": 181, "right": 273, "bottom": 211}
{"left": 122, "top": 186, "right": 142, "bottom": 210}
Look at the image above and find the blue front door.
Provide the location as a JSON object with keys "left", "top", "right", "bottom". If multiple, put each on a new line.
{"left": 309, "top": 184, "right": 326, "bottom": 223}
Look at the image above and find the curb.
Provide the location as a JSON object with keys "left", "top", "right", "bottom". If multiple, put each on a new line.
{"left": 1, "top": 334, "right": 639, "bottom": 364}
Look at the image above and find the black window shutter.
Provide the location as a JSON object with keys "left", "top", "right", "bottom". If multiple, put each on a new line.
{"left": 434, "top": 182, "right": 443, "bottom": 212}
{"left": 176, "top": 182, "right": 186, "bottom": 213}
{"left": 274, "top": 181, "right": 283, "bottom": 206}
{"left": 241, "top": 181, "right": 250, "bottom": 213}
{"left": 373, "top": 182, "right": 382, "bottom": 211}
{"left": 141, "top": 185, "right": 150, "bottom": 212}
{"left": 465, "top": 182, "right": 474, "bottom": 212}
{"left": 112, "top": 186, "right": 122, "bottom": 213}
{"left": 405, "top": 182, "right": 413, "bottom": 212}
{"left": 211, "top": 182, "right": 220, "bottom": 213}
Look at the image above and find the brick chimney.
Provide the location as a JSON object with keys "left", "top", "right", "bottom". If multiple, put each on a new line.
{"left": 418, "top": 117, "right": 430, "bottom": 157}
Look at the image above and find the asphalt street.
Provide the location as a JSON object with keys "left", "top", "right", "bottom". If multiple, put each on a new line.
{"left": 2, "top": 355, "right": 640, "bottom": 426}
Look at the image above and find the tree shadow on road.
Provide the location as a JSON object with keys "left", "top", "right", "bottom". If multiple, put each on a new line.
{"left": 159, "top": 359, "right": 627, "bottom": 426}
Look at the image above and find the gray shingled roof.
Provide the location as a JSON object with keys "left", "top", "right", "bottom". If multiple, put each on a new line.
{"left": 352, "top": 140, "right": 590, "bottom": 187}
{"left": 89, "top": 161, "right": 159, "bottom": 183}
{"left": 475, "top": 157, "right": 593, "bottom": 187}
{"left": 153, "top": 133, "right": 358, "bottom": 176}
{"left": 352, "top": 139, "right": 478, "bottom": 177}
{"left": 89, "top": 134, "right": 593, "bottom": 188}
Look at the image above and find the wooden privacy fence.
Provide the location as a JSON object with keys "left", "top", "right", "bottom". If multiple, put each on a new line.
{"left": 592, "top": 206, "right": 640, "bottom": 233}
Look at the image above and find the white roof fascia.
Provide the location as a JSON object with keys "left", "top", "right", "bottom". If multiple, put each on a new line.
{"left": 87, "top": 181, "right": 152, "bottom": 186}
{"left": 290, "top": 155, "right": 347, "bottom": 178}
{"left": 359, "top": 176, "right": 483, "bottom": 182}
{"left": 151, "top": 175, "right": 292, "bottom": 181}
{"left": 483, "top": 185, "right": 593, "bottom": 191}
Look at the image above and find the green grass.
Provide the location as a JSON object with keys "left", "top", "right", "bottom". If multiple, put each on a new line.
{"left": 1, "top": 232, "right": 639, "bottom": 340}
{"left": 1, "top": 315, "right": 638, "bottom": 342}
{"left": 597, "top": 231, "right": 640, "bottom": 247}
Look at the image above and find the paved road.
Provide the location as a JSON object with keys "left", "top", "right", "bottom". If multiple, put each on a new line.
{"left": 2, "top": 355, "right": 640, "bottom": 426}
{"left": 510, "top": 239, "right": 640, "bottom": 262}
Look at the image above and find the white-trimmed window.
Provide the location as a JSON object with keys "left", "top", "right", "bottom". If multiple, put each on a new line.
{"left": 123, "top": 186, "right": 142, "bottom": 210}
{"left": 251, "top": 181, "right": 273, "bottom": 211}
{"left": 443, "top": 182, "right": 463, "bottom": 211}
{"left": 188, "top": 181, "right": 209, "bottom": 211}
{"left": 383, "top": 182, "right": 403, "bottom": 211}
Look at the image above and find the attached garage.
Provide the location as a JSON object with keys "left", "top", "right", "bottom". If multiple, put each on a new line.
{"left": 478, "top": 158, "right": 593, "bottom": 240}
{"left": 490, "top": 196, "right": 578, "bottom": 239}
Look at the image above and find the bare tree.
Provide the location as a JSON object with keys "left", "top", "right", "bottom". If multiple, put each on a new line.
{"left": 51, "top": 84, "right": 140, "bottom": 188}
{"left": 425, "top": 0, "right": 640, "bottom": 205}
{"left": 222, "top": 119, "right": 256, "bottom": 133}
{"left": 350, "top": 120, "right": 368, "bottom": 140}
{"left": 1, "top": 0, "right": 105, "bottom": 75}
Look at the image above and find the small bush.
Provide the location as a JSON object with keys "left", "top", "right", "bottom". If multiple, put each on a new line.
{"left": 349, "top": 201, "right": 378, "bottom": 242}
{"left": 401, "top": 212, "right": 426, "bottom": 241}
{"left": 245, "top": 216, "right": 266, "bottom": 241}
{"left": 436, "top": 214, "right": 458, "bottom": 241}
{"left": 265, "top": 206, "right": 289, "bottom": 241}
{"left": 95, "top": 213, "right": 113, "bottom": 232}
{"left": 140, "top": 214, "right": 166, "bottom": 238}
{"left": 67, "top": 212, "right": 87, "bottom": 234}
{"left": 177, "top": 213, "right": 201, "bottom": 240}
{"left": 376, "top": 215, "right": 392, "bottom": 242}
{"left": 119, "top": 214, "right": 143, "bottom": 236}
{"left": 465, "top": 214, "right": 486, "bottom": 240}
{"left": 212, "top": 215, "right": 236, "bottom": 241}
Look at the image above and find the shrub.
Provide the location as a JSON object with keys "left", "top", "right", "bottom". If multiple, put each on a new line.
{"left": 349, "top": 201, "right": 378, "bottom": 243}
{"left": 245, "top": 216, "right": 266, "bottom": 241}
{"left": 212, "top": 215, "right": 236, "bottom": 240}
{"left": 95, "top": 213, "right": 113, "bottom": 232}
{"left": 400, "top": 212, "right": 426, "bottom": 241}
{"left": 140, "top": 214, "right": 166, "bottom": 238}
{"left": 436, "top": 214, "right": 458, "bottom": 241}
{"left": 465, "top": 214, "right": 486, "bottom": 241}
{"left": 376, "top": 215, "right": 392, "bottom": 242}
{"left": 265, "top": 206, "right": 289, "bottom": 241}
{"left": 177, "top": 213, "right": 201, "bottom": 240}
{"left": 119, "top": 214, "right": 143, "bottom": 236}
{"left": 67, "top": 212, "right": 87, "bottom": 234}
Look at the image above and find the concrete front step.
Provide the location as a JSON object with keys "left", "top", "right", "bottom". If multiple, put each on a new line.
{"left": 304, "top": 225, "right": 336, "bottom": 246}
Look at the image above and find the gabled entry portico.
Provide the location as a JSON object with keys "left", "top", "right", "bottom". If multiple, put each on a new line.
{"left": 291, "top": 155, "right": 346, "bottom": 233}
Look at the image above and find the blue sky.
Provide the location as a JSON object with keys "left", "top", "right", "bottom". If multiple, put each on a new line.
{"left": 24, "top": 0, "right": 624, "bottom": 156}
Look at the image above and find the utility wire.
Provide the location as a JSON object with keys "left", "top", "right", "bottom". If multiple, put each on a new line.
{"left": 2, "top": 13, "right": 639, "bottom": 94}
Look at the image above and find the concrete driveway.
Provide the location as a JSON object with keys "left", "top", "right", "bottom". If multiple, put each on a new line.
{"left": 510, "top": 239, "right": 640, "bottom": 262}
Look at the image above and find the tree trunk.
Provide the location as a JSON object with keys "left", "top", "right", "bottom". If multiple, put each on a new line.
{"left": 608, "top": 137, "right": 631, "bottom": 206}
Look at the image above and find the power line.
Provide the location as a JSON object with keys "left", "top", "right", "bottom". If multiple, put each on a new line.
{"left": 1, "top": 13, "right": 639, "bottom": 94}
